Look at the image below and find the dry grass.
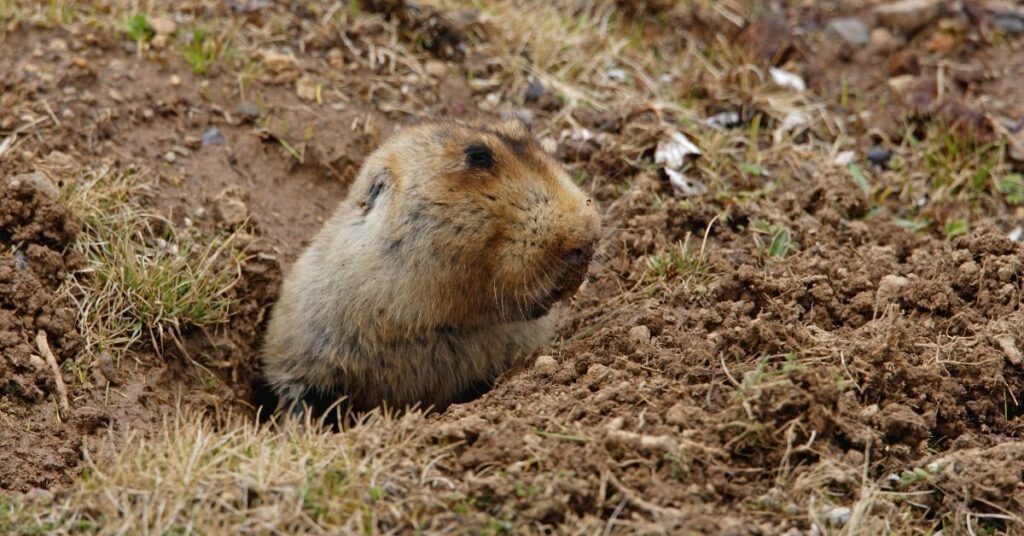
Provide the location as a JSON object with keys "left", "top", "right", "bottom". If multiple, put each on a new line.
{"left": 2, "top": 0, "right": 1023, "bottom": 534}
{"left": 1, "top": 409, "right": 456, "bottom": 534}
{"left": 60, "top": 167, "right": 241, "bottom": 360}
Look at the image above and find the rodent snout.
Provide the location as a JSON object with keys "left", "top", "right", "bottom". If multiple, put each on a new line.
{"left": 561, "top": 242, "right": 595, "bottom": 272}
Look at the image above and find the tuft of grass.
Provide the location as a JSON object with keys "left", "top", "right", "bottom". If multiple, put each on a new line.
{"left": 61, "top": 168, "right": 240, "bottom": 358}
{"left": 2, "top": 409, "right": 456, "bottom": 533}
{"left": 645, "top": 231, "right": 715, "bottom": 295}
{"left": 751, "top": 220, "right": 793, "bottom": 259}
{"left": 181, "top": 26, "right": 218, "bottom": 75}
{"left": 122, "top": 12, "right": 153, "bottom": 43}
{"left": 944, "top": 218, "right": 969, "bottom": 240}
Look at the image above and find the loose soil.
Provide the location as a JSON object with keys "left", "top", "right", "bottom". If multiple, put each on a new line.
{"left": 1, "top": 0, "right": 1023, "bottom": 533}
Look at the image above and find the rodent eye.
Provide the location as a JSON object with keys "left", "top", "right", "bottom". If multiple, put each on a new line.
{"left": 464, "top": 144, "right": 494, "bottom": 169}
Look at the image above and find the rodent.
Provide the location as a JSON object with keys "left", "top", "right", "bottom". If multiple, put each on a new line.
{"left": 261, "top": 117, "right": 600, "bottom": 416}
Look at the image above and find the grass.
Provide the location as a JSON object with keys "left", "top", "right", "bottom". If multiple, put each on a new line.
{"left": 60, "top": 168, "right": 240, "bottom": 359}
{"left": 2, "top": 0, "right": 1024, "bottom": 534}
{"left": 3, "top": 409, "right": 456, "bottom": 534}
{"left": 121, "top": 12, "right": 152, "bottom": 43}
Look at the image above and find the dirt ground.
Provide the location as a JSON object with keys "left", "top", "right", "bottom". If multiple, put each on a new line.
{"left": 2, "top": 0, "right": 1024, "bottom": 533}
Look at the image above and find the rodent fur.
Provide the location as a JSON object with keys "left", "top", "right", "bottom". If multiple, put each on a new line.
{"left": 262, "top": 117, "right": 600, "bottom": 415}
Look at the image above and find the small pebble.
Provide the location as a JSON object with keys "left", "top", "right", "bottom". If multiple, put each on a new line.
{"left": 236, "top": 102, "right": 260, "bottom": 123}
{"left": 827, "top": 17, "right": 870, "bottom": 47}
{"left": 202, "top": 127, "right": 226, "bottom": 146}
{"left": 524, "top": 81, "right": 545, "bottom": 103}
{"left": 13, "top": 249, "right": 28, "bottom": 271}
{"left": 822, "top": 506, "right": 851, "bottom": 528}
{"left": 149, "top": 16, "right": 176, "bottom": 36}
{"left": 424, "top": 59, "right": 448, "bottom": 78}
{"left": 96, "top": 352, "right": 120, "bottom": 385}
{"left": 163, "top": 151, "right": 176, "bottom": 163}
{"left": 169, "top": 74, "right": 181, "bottom": 86}
{"left": 867, "top": 146, "right": 892, "bottom": 168}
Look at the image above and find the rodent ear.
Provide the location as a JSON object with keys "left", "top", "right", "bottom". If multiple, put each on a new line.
{"left": 360, "top": 169, "right": 391, "bottom": 213}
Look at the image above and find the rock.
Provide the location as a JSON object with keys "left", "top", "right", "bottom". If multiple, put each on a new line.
{"left": 424, "top": 59, "right": 448, "bottom": 78}
{"left": 534, "top": 355, "right": 558, "bottom": 374}
{"left": 875, "top": 0, "right": 941, "bottom": 36}
{"left": 869, "top": 27, "right": 904, "bottom": 54}
{"left": 150, "top": 35, "right": 168, "bottom": 49}
{"left": 295, "top": 76, "right": 317, "bottom": 101}
{"left": 992, "top": 11, "right": 1024, "bottom": 35}
{"left": 867, "top": 146, "right": 892, "bottom": 168}
{"left": 887, "top": 74, "right": 917, "bottom": 96}
{"left": 629, "top": 325, "right": 651, "bottom": 344}
{"left": 169, "top": 74, "right": 181, "bottom": 86}
{"left": 1008, "top": 128, "right": 1024, "bottom": 162}
{"left": 262, "top": 49, "right": 299, "bottom": 73}
{"left": 13, "top": 249, "right": 28, "bottom": 271}
{"left": 236, "top": 102, "right": 260, "bottom": 123}
{"left": 881, "top": 404, "right": 929, "bottom": 444}
{"left": 326, "top": 48, "right": 344, "bottom": 69}
{"left": 827, "top": 17, "right": 870, "bottom": 47}
{"left": 524, "top": 81, "right": 545, "bottom": 103}
{"left": 48, "top": 38, "right": 68, "bottom": 52}
{"left": 822, "top": 506, "right": 852, "bottom": 528}
{"left": 994, "top": 335, "right": 1022, "bottom": 365}
{"left": 1009, "top": 226, "right": 1024, "bottom": 243}
{"left": 149, "top": 16, "right": 176, "bottom": 36}
{"left": 9, "top": 171, "right": 59, "bottom": 199}
{"left": 202, "top": 127, "right": 225, "bottom": 146}
{"left": 96, "top": 352, "right": 120, "bottom": 385}
{"left": 215, "top": 196, "right": 248, "bottom": 226}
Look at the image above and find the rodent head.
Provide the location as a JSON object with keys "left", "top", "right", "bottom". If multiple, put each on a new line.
{"left": 344, "top": 117, "right": 601, "bottom": 330}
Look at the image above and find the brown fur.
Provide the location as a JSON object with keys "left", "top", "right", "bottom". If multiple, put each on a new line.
{"left": 261, "top": 118, "right": 600, "bottom": 415}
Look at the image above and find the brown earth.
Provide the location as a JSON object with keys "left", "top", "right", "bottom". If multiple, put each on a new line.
{"left": 1, "top": 0, "right": 1023, "bottom": 533}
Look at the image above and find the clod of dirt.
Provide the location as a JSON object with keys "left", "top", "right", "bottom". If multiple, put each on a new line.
{"left": 533, "top": 355, "right": 558, "bottom": 375}
{"left": 881, "top": 404, "right": 929, "bottom": 445}
{"left": 628, "top": 325, "right": 651, "bottom": 344}
{"left": 214, "top": 189, "right": 249, "bottom": 227}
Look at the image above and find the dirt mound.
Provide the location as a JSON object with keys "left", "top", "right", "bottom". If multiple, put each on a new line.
{"left": 0, "top": 173, "right": 82, "bottom": 491}
{"left": 432, "top": 168, "right": 1024, "bottom": 530}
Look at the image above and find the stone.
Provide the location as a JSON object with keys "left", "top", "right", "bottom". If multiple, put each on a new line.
{"left": 8, "top": 172, "right": 58, "bottom": 199}
{"left": 424, "top": 59, "right": 448, "bottom": 78}
{"left": 215, "top": 196, "right": 248, "bottom": 226}
{"left": 869, "top": 27, "right": 903, "bottom": 54}
{"left": 524, "top": 81, "right": 545, "bottom": 103}
{"left": 201, "top": 127, "right": 225, "bottom": 146}
{"left": 149, "top": 16, "right": 176, "bottom": 36}
{"left": 236, "top": 102, "right": 260, "bottom": 123}
{"left": 295, "top": 76, "right": 317, "bottom": 101}
{"left": 262, "top": 49, "right": 299, "bottom": 73}
{"left": 827, "top": 17, "right": 870, "bottom": 47}
{"left": 875, "top": 0, "right": 941, "bottom": 36}
{"left": 867, "top": 146, "right": 892, "bottom": 168}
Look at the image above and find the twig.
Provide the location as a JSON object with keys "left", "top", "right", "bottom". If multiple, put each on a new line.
{"left": 36, "top": 330, "right": 70, "bottom": 420}
{"left": 607, "top": 472, "right": 685, "bottom": 521}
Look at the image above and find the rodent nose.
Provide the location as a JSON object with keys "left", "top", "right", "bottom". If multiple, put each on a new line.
{"left": 562, "top": 241, "right": 595, "bottom": 268}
